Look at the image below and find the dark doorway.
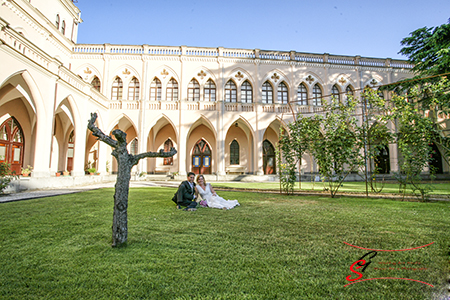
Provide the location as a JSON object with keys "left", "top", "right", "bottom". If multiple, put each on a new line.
{"left": 429, "top": 143, "right": 443, "bottom": 174}
{"left": 263, "top": 139, "right": 276, "bottom": 175}
{"left": 374, "top": 145, "right": 390, "bottom": 174}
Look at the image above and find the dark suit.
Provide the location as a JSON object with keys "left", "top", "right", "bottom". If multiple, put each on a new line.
{"left": 172, "top": 180, "right": 197, "bottom": 208}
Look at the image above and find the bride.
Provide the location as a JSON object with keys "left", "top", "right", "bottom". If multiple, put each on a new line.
{"left": 195, "top": 175, "right": 240, "bottom": 209}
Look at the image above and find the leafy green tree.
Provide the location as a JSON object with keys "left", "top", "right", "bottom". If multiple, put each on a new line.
{"left": 359, "top": 89, "right": 393, "bottom": 193}
{"left": 399, "top": 21, "right": 450, "bottom": 76}
{"left": 380, "top": 88, "right": 438, "bottom": 200}
{"left": 311, "top": 97, "right": 363, "bottom": 197}
{"left": 381, "top": 19, "right": 450, "bottom": 189}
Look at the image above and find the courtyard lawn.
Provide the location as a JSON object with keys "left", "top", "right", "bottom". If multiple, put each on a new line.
{"left": 0, "top": 187, "right": 449, "bottom": 300}
{"left": 213, "top": 181, "right": 450, "bottom": 196}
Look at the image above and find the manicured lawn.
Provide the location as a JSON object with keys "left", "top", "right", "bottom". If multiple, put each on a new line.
{"left": 214, "top": 181, "right": 450, "bottom": 195}
{"left": 0, "top": 187, "right": 449, "bottom": 299}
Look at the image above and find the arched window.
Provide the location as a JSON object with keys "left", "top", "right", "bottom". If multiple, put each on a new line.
{"left": 331, "top": 85, "right": 340, "bottom": 102}
{"left": 345, "top": 85, "right": 354, "bottom": 105}
{"left": 166, "top": 78, "right": 178, "bottom": 101}
{"left": 130, "top": 138, "right": 138, "bottom": 155}
{"left": 55, "top": 14, "right": 60, "bottom": 29}
{"left": 262, "top": 81, "right": 273, "bottom": 104}
{"left": 230, "top": 140, "right": 239, "bottom": 165}
{"left": 204, "top": 79, "right": 216, "bottom": 102}
{"left": 164, "top": 139, "right": 174, "bottom": 165}
{"left": 277, "top": 82, "right": 288, "bottom": 104}
{"left": 225, "top": 80, "right": 237, "bottom": 102}
{"left": 188, "top": 79, "right": 200, "bottom": 101}
{"left": 297, "top": 83, "right": 308, "bottom": 105}
{"left": 91, "top": 76, "right": 101, "bottom": 92}
{"left": 241, "top": 80, "right": 253, "bottom": 103}
{"left": 128, "top": 77, "right": 140, "bottom": 100}
{"left": 312, "top": 84, "right": 322, "bottom": 106}
{"left": 111, "top": 77, "right": 123, "bottom": 100}
{"left": 61, "top": 20, "right": 66, "bottom": 35}
{"left": 150, "top": 78, "right": 161, "bottom": 101}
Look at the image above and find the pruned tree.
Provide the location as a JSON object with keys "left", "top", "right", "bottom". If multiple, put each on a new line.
{"left": 88, "top": 112, "right": 177, "bottom": 247}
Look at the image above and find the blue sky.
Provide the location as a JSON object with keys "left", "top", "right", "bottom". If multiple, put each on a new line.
{"left": 75, "top": 0, "right": 449, "bottom": 59}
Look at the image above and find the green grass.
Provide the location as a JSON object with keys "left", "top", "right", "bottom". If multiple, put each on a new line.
{"left": 214, "top": 181, "right": 450, "bottom": 195}
{"left": 0, "top": 187, "right": 449, "bottom": 299}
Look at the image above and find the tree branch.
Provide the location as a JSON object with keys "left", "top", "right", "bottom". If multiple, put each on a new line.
{"left": 88, "top": 113, "right": 118, "bottom": 148}
{"left": 132, "top": 147, "right": 177, "bottom": 166}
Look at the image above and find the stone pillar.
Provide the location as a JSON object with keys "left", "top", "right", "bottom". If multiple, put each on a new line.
{"left": 32, "top": 112, "right": 53, "bottom": 177}
{"left": 71, "top": 117, "right": 87, "bottom": 177}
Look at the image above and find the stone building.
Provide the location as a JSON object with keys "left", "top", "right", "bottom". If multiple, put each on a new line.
{"left": 1, "top": 0, "right": 442, "bottom": 188}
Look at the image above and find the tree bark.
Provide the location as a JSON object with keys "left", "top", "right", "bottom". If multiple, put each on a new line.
{"left": 88, "top": 113, "right": 177, "bottom": 247}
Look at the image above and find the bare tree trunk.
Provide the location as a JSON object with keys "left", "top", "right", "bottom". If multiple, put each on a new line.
{"left": 88, "top": 113, "right": 176, "bottom": 247}
{"left": 111, "top": 151, "right": 132, "bottom": 246}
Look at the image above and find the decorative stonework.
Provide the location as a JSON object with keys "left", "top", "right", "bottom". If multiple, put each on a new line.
{"left": 235, "top": 71, "right": 244, "bottom": 81}
{"left": 161, "top": 69, "right": 169, "bottom": 79}
{"left": 84, "top": 67, "right": 92, "bottom": 74}
{"left": 305, "top": 75, "right": 315, "bottom": 84}
{"left": 370, "top": 79, "right": 378, "bottom": 86}
{"left": 339, "top": 77, "right": 347, "bottom": 85}
{"left": 197, "top": 70, "right": 206, "bottom": 79}
{"left": 271, "top": 73, "right": 280, "bottom": 83}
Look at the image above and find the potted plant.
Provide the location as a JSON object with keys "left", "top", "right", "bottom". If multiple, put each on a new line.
{"left": 21, "top": 165, "right": 33, "bottom": 177}
{"left": 88, "top": 167, "right": 96, "bottom": 175}
{"left": 55, "top": 171, "right": 61, "bottom": 177}
{"left": 63, "top": 170, "right": 70, "bottom": 176}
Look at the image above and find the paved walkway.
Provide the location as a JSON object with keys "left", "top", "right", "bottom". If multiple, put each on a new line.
{"left": 0, "top": 181, "right": 169, "bottom": 203}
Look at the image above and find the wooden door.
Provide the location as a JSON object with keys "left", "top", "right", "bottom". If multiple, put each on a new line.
{"left": 0, "top": 117, "right": 24, "bottom": 175}
{"left": 192, "top": 139, "right": 212, "bottom": 174}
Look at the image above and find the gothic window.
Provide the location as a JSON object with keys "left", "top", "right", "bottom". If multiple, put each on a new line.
{"left": 241, "top": 80, "right": 253, "bottom": 103}
{"left": 91, "top": 76, "right": 101, "bottom": 92}
{"left": 188, "top": 79, "right": 200, "bottom": 101}
{"left": 204, "top": 79, "right": 216, "bottom": 102}
{"left": 225, "top": 80, "right": 237, "bottom": 102}
{"left": 230, "top": 140, "right": 239, "bottom": 165}
{"left": 128, "top": 77, "right": 140, "bottom": 100}
{"left": 164, "top": 139, "right": 174, "bottom": 165}
{"left": 297, "top": 83, "right": 308, "bottom": 105}
{"left": 166, "top": 78, "right": 178, "bottom": 101}
{"left": 345, "top": 85, "right": 354, "bottom": 105}
{"left": 61, "top": 20, "right": 66, "bottom": 35}
{"left": 312, "top": 84, "right": 323, "bottom": 106}
{"left": 150, "top": 78, "right": 161, "bottom": 101}
{"left": 56, "top": 14, "right": 60, "bottom": 29}
{"left": 111, "top": 77, "right": 123, "bottom": 100}
{"left": 331, "top": 85, "right": 340, "bottom": 102}
{"left": 262, "top": 81, "right": 273, "bottom": 104}
{"left": 277, "top": 82, "right": 288, "bottom": 104}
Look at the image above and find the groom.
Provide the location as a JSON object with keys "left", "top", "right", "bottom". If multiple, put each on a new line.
{"left": 172, "top": 172, "right": 198, "bottom": 211}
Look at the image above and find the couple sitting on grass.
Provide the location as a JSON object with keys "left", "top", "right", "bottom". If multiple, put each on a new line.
{"left": 172, "top": 172, "right": 240, "bottom": 211}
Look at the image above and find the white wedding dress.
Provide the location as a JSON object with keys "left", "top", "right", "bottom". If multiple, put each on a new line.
{"left": 196, "top": 183, "right": 240, "bottom": 209}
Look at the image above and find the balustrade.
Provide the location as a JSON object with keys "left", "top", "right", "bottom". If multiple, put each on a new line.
{"left": 71, "top": 44, "right": 412, "bottom": 69}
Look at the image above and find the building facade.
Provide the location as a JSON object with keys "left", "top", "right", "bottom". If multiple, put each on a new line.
{"left": 2, "top": 0, "right": 443, "bottom": 185}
